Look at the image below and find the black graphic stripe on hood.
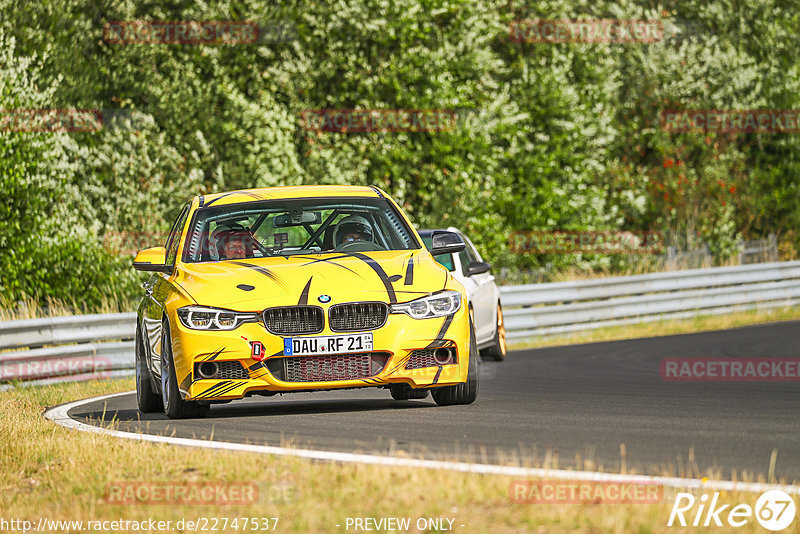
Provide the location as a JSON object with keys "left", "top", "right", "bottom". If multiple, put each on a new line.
{"left": 404, "top": 254, "right": 414, "bottom": 285}
{"left": 298, "top": 277, "right": 313, "bottom": 305}
{"left": 233, "top": 261, "right": 287, "bottom": 290}
{"left": 297, "top": 255, "right": 362, "bottom": 276}
{"left": 202, "top": 192, "right": 235, "bottom": 208}
{"left": 425, "top": 314, "right": 454, "bottom": 349}
{"left": 204, "top": 190, "right": 265, "bottom": 208}
{"left": 340, "top": 252, "right": 397, "bottom": 304}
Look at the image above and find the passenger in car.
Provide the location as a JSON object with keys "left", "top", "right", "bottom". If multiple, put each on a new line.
{"left": 213, "top": 228, "right": 255, "bottom": 259}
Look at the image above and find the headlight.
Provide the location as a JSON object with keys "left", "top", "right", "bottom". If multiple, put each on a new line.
{"left": 177, "top": 306, "right": 259, "bottom": 330}
{"left": 389, "top": 290, "right": 462, "bottom": 319}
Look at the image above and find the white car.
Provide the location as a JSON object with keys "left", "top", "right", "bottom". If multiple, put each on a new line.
{"left": 418, "top": 227, "right": 506, "bottom": 361}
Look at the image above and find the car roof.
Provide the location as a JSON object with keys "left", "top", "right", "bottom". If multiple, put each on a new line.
{"left": 197, "top": 185, "right": 383, "bottom": 208}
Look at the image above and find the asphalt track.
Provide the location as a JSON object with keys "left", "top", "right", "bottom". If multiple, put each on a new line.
{"left": 69, "top": 321, "right": 800, "bottom": 482}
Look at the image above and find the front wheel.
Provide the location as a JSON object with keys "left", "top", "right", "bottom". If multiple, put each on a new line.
{"left": 136, "top": 326, "right": 163, "bottom": 413}
{"left": 432, "top": 320, "right": 479, "bottom": 406}
{"left": 161, "top": 318, "right": 209, "bottom": 419}
{"left": 480, "top": 303, "right": 507, "bottom": 362}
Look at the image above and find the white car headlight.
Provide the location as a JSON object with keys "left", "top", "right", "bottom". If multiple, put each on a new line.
{"left": 177, "top": 306, "right": 259, "bottom": 331}
{"left": 389, "top": 290, "right": 462, "bottom": 319}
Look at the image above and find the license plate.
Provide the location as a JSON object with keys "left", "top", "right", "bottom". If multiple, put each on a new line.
{"left": 283, "top": 333, "right": 373, "bottom": 356}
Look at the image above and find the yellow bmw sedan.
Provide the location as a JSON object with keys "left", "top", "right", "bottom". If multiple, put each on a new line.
{"left": 133, "top": 185, "right": 478, "bottom": 418}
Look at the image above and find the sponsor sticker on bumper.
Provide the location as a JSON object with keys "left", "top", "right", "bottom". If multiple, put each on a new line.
{"left": 283, "top": 333, "right": 373, "bottom": 356}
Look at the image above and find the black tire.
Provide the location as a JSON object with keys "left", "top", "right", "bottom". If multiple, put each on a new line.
{"left": 389, "top": 384, "right": 430, "bottom": 400}
{"left": 135, "top": 326, "right": 163, "bottom": 413}
{"left": 432, "top": 320, "right": 479, "bottom": 406}
{"left": 161, "top": 318, "right": 209, "bottom": 419}
{"left": 480, "top": 303, "right": 507, "bottom": 362}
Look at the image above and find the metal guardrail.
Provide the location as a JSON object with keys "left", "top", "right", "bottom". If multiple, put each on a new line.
{"left": 1, "top": 261, "right": 800, "bottom": 386}
{"left": 0, "top": 313, "right": 136, "bottom": 387}
{"left": 500, "top": 260, "right": 800, "bottom": 340}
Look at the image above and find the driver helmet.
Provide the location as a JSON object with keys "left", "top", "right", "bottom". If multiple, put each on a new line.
{"left": 334, "top": 215, "right": 374, "bottom": 246}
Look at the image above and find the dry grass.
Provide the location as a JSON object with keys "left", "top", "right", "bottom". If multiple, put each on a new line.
{"left": 0, "top": 378, "right": 795, "bottom": 533}
{"left": 509, "top": 305, "right": 800, "bottom": 350}
{"left": 541, "top": 254, "right": 747, "bottom": 283}
{"left": 497, "top": 258, "right": 752, "bottom": 286}
{"left": 0, "top": 295, "right": 130, "bottom": 321}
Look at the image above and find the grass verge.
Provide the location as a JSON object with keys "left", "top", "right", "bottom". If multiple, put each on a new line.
{"left": 0, "top": 295, "right": 130, "bottom": 321}
{"left": 1, "top": 378, "right": 796, "bottom": 533}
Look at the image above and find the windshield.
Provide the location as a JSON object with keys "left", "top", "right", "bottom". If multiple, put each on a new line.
{"left": 182, "top": 197, "right": 420, "bottom": 262}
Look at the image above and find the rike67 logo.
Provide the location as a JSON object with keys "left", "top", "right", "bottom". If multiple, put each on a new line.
{"left": 668, "top": 490, "right": 796, "bottom": 531}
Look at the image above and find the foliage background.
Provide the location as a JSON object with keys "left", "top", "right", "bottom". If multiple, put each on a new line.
{"left": 1, "top": 0, "right": 798, "bottom": 309}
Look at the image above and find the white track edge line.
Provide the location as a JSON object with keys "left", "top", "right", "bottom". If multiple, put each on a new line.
{"left": 44, "top": 390, "right": 800, "bottom": 496}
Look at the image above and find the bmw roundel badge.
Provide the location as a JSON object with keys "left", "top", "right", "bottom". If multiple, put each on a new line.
{"left": 318, "top": 294, "right": 332, "bottom": 303}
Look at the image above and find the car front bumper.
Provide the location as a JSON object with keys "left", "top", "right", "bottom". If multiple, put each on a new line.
{"left": 168, "top": 306, "right": 472, "bottom": 401}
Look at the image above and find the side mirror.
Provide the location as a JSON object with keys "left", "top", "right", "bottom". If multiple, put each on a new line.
{"left": 467, "top": 260, "right": 491, "bottom": 276}
{"left": 429, "top": 231, "right": 466, "bottom": 256}
{"left": 133, "top": 246, "right": 172, "bottom": 274}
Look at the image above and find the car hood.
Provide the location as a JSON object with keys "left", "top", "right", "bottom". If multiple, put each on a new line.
{"left": 174, "top": 250, "right": 452, "bottom": 311}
